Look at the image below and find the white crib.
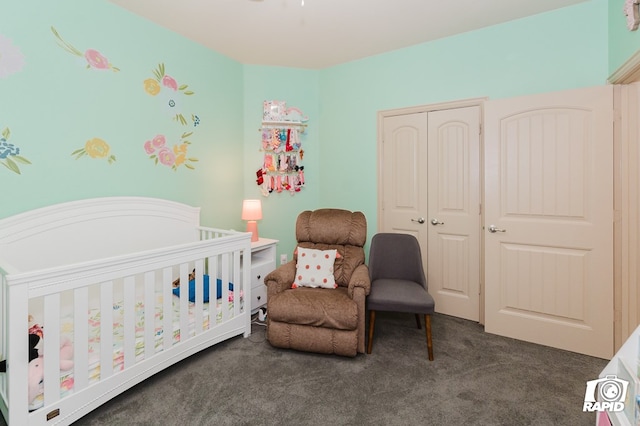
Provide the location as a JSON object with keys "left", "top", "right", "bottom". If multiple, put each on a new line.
{"left": 0, "top": 197, "right": 252, "bottom": 425}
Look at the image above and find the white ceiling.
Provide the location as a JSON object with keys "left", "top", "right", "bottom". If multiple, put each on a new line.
{"left": 109, "top": 0, "right": 587, "bottom": 69}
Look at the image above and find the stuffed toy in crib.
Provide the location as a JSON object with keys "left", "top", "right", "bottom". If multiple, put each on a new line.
{"left": 28, "top": 337, "right": 74, "bottom": 405}
{"left": 0, "top": 329, "right": 74, "bottom": 406}
{"left": 0, "top": 333, "right": 41, "bottom": 373}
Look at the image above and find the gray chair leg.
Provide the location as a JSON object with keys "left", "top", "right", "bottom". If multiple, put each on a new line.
{"left": 367, "top": 310, "right": 376, "bottom": 354}
{"left": 415, "top": 314, "right": 421, "bottom": 329}
{"left": 425, "top": 314, "right": 434, "bottom": 361}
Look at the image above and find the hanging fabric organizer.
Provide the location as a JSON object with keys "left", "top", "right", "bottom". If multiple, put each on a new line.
{"left": 256, "top": 101, "right": 308, "bottom": 197}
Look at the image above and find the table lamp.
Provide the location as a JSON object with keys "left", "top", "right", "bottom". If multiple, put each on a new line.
{"left": 241, "top": 199, "right": 262, "bottom": 242}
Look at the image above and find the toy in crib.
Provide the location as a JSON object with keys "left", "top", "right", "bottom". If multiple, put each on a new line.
{"left": 0, "top": 321, "right": 74, "bottom": 406}
{"left": 0, "top": 315, "right": 42, "bottom": 372}
{"left": 172, "top": 269, "right": 197, "bottom": 288}
{"left": 28, "top": 314, "right": 44, "bottom": 339}
{"left": 0, "top": 333, "right": 41, "bottom": 373}
{"left": 172, "top": 269, "right": 235, "bottom": 303}
{"left": 28, "top": 338, "right": 73, "bottom": 406}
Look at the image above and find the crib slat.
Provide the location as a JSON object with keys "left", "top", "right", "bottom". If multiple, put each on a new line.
{"left": 100, "top": 281, "right": 114, "bottom": 380}
{"left": 220, "top": 252, "right": 230, "bottom": 322}
{"left": 208, "top": 255, "right": 219, "bottom": 328}
{"left": 162, "top": 268, "right": 173, "bottom": 351}
{"left": 233, "top": 250, "right": 241, "bottom": 317}
{"left": 73, "top": 287, "right": 89, "bottom": 390}
{"left": 242, "top": 245, "right": 252, "bottom": 336}
{"left": 178, "top": 263, "right": 189, "bottom": 341}
{"left": 5, "top": 284, "right": 29, "bottom": 422}
{"left": 123, "top": 276, "right": 136, "bottom": 369}
{"left": 43, "top": 293, "right": 61, "bottom": 405}
{"left": 0, "top": 274, "right": 6, "bottom": 409}
{"left": 194, "top": 259, "right": 204, "bottom": 334}
{"left": 143, "top": 272, "right": 155, "bottom": 359}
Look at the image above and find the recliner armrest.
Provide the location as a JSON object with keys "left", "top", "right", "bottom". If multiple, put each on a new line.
{"left": 265, "top": 260, "right": 297, "bottom": 296}
{"left": 347, "top": 264, "right": 370, "bottom": 298}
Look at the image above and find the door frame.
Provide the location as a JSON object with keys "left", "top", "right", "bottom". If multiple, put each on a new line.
{"left": 610, "top": 55, "right": 640, "bottom": 352}
{"left": 376, "top": 97, "right": 487, "bottom": 323}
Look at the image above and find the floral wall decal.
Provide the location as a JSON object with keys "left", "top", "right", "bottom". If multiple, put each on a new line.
{"left": 144, "top": 63, "right": 198, "bottom": 126}
{"left": 0, "top": 34, "right": 26, "bottom": 78}
{"left": 51, "top": 26, "right": 120, "bottom": 72}
{"left": 143, "top": 132, "right": 198, "bottom": 171}
{"left": 0, "top": 127, "right": 32, "bottom": 174}
{"left": 71, "top": 137, "right": 116, "bottom": 164}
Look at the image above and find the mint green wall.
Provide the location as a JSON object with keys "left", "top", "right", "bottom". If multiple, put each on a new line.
{"left": 317, "top": 0, "right": 608, "bottom": 248}
{"left": 1, "top": 0, "right": 617, "bottom": 263}
{"left": 0, "top": 1, "right": 245, "bottom": 230}
{"left": 609, "top": 0, "right": 640, "bottom": 74}
{"left": 242, "top": 66, "right": 320, "bottom": 258}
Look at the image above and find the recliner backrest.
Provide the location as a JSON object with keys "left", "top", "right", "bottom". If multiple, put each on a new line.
{"left": 295, "top": 209, "right": 366, "bottom": 287}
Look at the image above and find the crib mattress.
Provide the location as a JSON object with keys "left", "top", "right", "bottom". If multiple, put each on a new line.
{"left": 29, "top": 292, "right": 235, "bottom": 410}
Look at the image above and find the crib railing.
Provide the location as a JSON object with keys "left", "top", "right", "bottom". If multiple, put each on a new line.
{"left": 0, "top": 228, "right": 251, "bottom": 425}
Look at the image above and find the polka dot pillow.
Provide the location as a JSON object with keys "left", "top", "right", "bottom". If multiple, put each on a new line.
{"left": 292, "top": 247, "right": 338, "bottom": 289}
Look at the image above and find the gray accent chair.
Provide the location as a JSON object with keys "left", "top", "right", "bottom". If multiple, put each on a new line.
{"left": 366, "top": 233, "right": 435, "bottom": 360}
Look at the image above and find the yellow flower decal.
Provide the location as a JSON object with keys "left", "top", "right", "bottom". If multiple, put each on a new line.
{"left": 173, "top": 143, "right": 189, "bottom": 166}
{"left": 71, "top": 137, "right": 116, "bottom": 164}
{"left": 144, "top": 78, "right": 160, "bottom": 96}
{"left": 85, "top": 138, "right": 109, "bottom": 158}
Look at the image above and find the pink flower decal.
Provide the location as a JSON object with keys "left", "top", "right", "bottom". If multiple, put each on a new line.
{"left": 143, "top": 132, "right": 198, "bottom": 171}
{"left": 0, "top": 33, "right": 26, "bottom": 78}
{"left": 51, "top": 27, "right": 120, "bottom": 72}
{"left": 144, "top": 135, "right": 167, "bottom": 154}
{"left": 152, "top": 135, "right": 166, "bottom": 148}
{"left": 84, "top": 49, "right": 109, "bottom": 70}
{"left": 162, "top": 75, "right": 178, "bottom": 91}
{"left": 157, "top": 147, "right": 176, "bottom": 166}
{"left": 143, "top": 140, "right": 155, "bottom": 154}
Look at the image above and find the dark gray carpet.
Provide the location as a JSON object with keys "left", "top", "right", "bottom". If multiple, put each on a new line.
{"left": 2, "top": 312, "right": 608, "bottom": 425}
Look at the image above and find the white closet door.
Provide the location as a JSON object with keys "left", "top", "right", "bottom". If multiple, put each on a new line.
{"left": 484, "top": 85, "right": 614, "bottom": 358}
{"left": 381, "top": 106, "right": 481, "bottom": 321}
{"left": 427, "top": 107, "right": 481, "bottom": 321}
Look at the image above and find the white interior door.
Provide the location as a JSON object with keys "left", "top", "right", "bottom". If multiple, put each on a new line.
{"left": 427, "top": 107, "right": 481, "bottom": 321}
{"left": 484, "top": 85, "right": 614, "bottom": 358}
{"left": 381, "top": 113, "right": 428, "bottom": 243}
{"left": 380, "top": 107, "right": 481, "bottom": 321}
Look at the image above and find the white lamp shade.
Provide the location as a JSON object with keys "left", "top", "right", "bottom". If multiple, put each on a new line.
{"left": 241, "top": 199, "right": 262, "bottom": 221}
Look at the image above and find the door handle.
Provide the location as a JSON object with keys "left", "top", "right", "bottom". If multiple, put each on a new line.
{"left": 411, "top": 217, "right": 425, "bottom": 224}
{"left": 488, "top": 224, "right": 506, "bottom": 233}
{"left": 430, "top": 219, "right": 444, "bottom": 226}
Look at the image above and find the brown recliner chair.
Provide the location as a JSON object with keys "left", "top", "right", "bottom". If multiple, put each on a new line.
{"left": 264, "top": 209, "right": 370, "bottom": 357}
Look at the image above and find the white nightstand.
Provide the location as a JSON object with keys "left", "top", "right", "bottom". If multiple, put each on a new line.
{"left": 249, "top": 238, "right": 278, "bottom": 313}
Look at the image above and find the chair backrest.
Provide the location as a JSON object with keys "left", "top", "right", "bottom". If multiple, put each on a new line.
{"left": 368, "top": 233, "right": 427, "bottom": 289}
{"left": 295, "top": 209, "right": 367, "bottom": 287}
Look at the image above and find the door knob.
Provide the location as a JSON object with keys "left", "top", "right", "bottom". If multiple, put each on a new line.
{"left": 411, "top": 217, "right": 425, "bottom": 224}
{"left": 488, "top": 224, "right": 506, "bottom": 233}
{"left": 430, "top": 219, "right": 444, "bottom": 225}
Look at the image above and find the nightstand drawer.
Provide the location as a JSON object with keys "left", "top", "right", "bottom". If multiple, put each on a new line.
{"left": 251, "top": 284, "right": 267, "bottom": 312}
{"left": 251, "top": 262, "right": 275, "bottom": 287}
{"left": 248, "top": 238, "right": 278, "bottom": 313}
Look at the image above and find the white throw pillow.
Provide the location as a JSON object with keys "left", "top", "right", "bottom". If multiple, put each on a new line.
{"left": 292, "top": 247, "right": 338, "bottom": 289}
